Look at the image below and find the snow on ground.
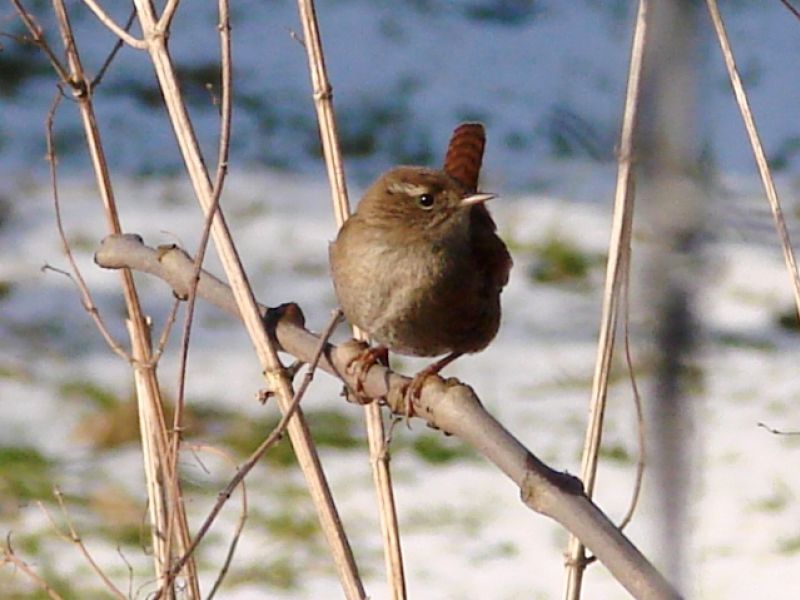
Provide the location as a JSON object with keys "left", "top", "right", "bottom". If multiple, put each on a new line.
{"left": 1, "top": 166, "right": 799, "bottom": 598}
{"left": 2, "top": 1, "right": 800, "bottom": 598}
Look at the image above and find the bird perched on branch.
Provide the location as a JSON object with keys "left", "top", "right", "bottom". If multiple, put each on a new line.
{"left": 330, "top": 122, "right": 512, "bottom": 406}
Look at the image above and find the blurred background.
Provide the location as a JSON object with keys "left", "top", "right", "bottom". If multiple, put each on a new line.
{"left": 1, "top": 1, "right": 800, "bottom": 599}
{"left": 2, "top": 1, "right": 799, "bottom": 186}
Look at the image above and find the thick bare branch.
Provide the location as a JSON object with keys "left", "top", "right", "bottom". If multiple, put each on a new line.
{"left": 95, "top": 233, "right": 682, "bottom": 600}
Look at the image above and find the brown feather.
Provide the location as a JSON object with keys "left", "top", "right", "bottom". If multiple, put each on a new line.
{"left": 443, "top": 123, "right": 485, "bottom": 193}
{"left": 444, "top": 123, "right": 512, "bottom": 290}
{"left": 331, "top": 124, "right": 511, "bottom": 361}
{"left": 470, "top": 204, "right": 512, "bottom": 291}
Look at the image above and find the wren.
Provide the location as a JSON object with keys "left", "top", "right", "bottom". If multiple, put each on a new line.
{"left": 329, "top": 123, "right": 512, "bottom": 402}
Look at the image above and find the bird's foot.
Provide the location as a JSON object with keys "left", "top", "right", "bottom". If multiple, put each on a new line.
{"left": 403, "top": 352, "right": 463, "bottom": 420}
{"left": 403, "top": 372, "right": 429, "bottom": 419}
{"left": 345, "top": 344, "right": 389, "bottom": 404}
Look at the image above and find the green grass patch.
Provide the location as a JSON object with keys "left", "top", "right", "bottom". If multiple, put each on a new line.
{"left": 598, "top": 442, "right": 633, "bottom": 464}
{"left": 225, "top": 556, "right": 301, "bottom": 590}
{"left": 777, "top": 534, "right": 800, "bottom": 555}
{"left": 715, "top": 332, "right": 776, "bottom": 351}
{"left": 0, "top": 446, "right": 56, "bottom": 504}
{"left": 409, "top": 432, "right": 476, "bottom": 465}
{"left": 59, "top": 379, "right": 120, "bottom": 409}
{"left": 223, "top": 408, "right": 363, "bottom": 468}
{"left": 751, "top": 482, "right": 791, "bottom": 513}
{"left": 263, "top": 508, "right": 320, "bottom": 543}
{"left": 529, "top": 236, "right": 594, "bottom": 284}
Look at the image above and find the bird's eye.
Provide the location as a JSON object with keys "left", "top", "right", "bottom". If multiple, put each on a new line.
{"left": 417, "top": 193, "right": 435, "bottom": 210}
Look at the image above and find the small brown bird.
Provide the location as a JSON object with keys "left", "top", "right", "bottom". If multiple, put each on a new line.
{"left": 330, "top": 123, "right": 512, "bottom": 401}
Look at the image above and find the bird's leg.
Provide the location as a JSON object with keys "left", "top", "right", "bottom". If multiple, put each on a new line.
{"left": 346, "top": 344, "right": 389, "bottom": 403}
{"left": 405, "top": 352, "right": 463, "bottom": 416}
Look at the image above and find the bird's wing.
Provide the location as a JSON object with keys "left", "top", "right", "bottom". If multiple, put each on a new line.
{"left": 470, "top": 204, "right": 512, "bottom": 290}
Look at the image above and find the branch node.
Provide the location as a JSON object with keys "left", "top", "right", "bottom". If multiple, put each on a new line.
{"left": 520, "top": 459, "right": 584, "bottom": 512}
{"left": 69, "top": 76, "right": 89, "bottom": 99}
{"left": 313, "top": 84, "right": 332, "bottom": 101}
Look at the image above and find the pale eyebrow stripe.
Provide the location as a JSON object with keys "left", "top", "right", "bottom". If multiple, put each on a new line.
{"left": 388, "top": 181, "right": 429, "bottom": 196}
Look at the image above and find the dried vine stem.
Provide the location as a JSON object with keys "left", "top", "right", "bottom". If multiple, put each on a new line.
{"left": 294, "top": 0, "right": 406, "bottom": 596}
{"left": 563, "top": 1, "right": 647, "bottom": 598}
{"left": 617, "top": 265, "right": 646, "bottom": 533}
{"left": 706, "top": 0, "right": 800, "bottom": 318}
{"left": 76, "top": 0, "right": 365, "bottom": 596}
{"left": 44, "top": 94, "right": 129, "bottom": 362}
{"left": 153, "top": 309, "right": 343, "bottom": 600}
{"left": 187, "top": 444, "right": 248, "bottom": 600}
{"left": 779, "top": 0, "right": 800, "bottom": 21}
{"left": 80, "top": 0, "right": 145, "bottom": 48}
{"left": 37, "top": 489, "right": 127, "bottom": 600}
{"left": 2, "top": 536, "right": 65, "bottom": 600}
{"left": 164, "top": 0, "right": 233, "bottom": 578}
{"left": 10, "top": 0, "right": 200, "bottom": 594}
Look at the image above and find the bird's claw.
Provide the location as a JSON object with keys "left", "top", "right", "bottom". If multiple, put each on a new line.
{"left": 401, "top": 352, "right": 462, "bottom": 423}
{"left": 344, "top": 344, "right": 389, "bottom": 404}
{"left": 402, "top": 373, "right": 429, "bottom": 420}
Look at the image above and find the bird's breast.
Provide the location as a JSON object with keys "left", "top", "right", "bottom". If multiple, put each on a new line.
{"left": 331, "top": 226, "right": 499, "bottom": 357}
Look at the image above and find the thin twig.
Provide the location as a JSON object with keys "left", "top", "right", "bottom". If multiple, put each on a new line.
{"left": 706, "top": 0, "right": 800, "bottom": 320}
{"left": 170, "top": 0, "right": 233, "bottom": 465}
{"left": 779, "top": 0, "right": 800, "bottom": 21}
{"left": 35, "top": 490, "right": 127, "bottom": 599}
{"left": 158, "top": 0, "right": 181, "bottom": 31}
{"left": 563, "top": 1, "right": 647, "bottom": 598}
{"left": 581, "top": 252, "right": 647, "bottom": 564}
{"left": 2, "top": 536, "right": 65, "bottom": 600}
{"left": 80, "top": 0, "right": 146, "bottom": 48}
{"left": 116, "top": 547, "right": 135, "bottom": 600}
{"left": 183, "top": 443, "right": 248, "bottom": 599}
{"left": 44, "top": 91, "right": 131, "bottom": 361}
{"left": 91, "top": 8, "right": 137, "bottom": 89}
{"left": 150, "top": 297, "right": 182, "bottom": 365}
{"left": 164, "top": 0, "right": 232, "bottom": 575}
{"left": 153, "top": 309, "right": 343, "bottom": 600}
{"left": 617, "top": 252, "right": 646, "bottom": 532}
{"left": 757, "top": 422, "right": 800, "bottom": 436}
{"left": 9, "top": 0, "right": 71, "bottom": 83}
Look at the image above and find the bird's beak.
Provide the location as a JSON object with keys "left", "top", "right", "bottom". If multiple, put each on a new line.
{"left": 459, "top": 192, "right": 496, "bottom": 207}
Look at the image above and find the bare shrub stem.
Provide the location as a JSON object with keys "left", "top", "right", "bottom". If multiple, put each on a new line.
{"left": 294, "top": 0, "right": 406, "bottom": 596}
{"left": 563, "top": 1, "right": 648, "bottom": 598}
{"left": 706, "top": 0, "right": 800, "bottom": 318}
